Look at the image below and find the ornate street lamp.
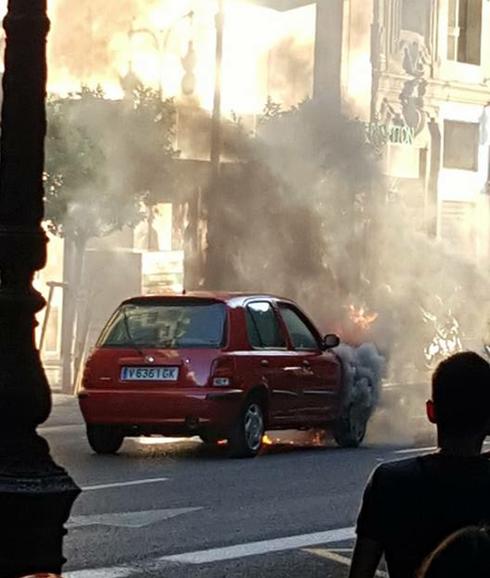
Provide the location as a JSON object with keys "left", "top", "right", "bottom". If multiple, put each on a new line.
{"left": 0, "top": 1, "right": 80, "bottom": 576}
{"left": 127, "top": 10, "right": 195, "bottom": 99}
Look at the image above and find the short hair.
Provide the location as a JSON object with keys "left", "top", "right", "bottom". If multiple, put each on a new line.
{"left": 418, "top": 526, "right": 490, "bottom": 578}
{"left": 432, "top": 352, "right": 490, "bottom": 435}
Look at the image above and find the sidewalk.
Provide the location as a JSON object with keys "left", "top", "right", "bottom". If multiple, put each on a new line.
{"left": 52, "top": 392, "right": 77, "bottom": 405}
{"left": 42, "top": 392, "right": 83, "bottom": 429}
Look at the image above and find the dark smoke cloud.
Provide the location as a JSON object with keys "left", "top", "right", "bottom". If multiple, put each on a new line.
{"left": 207, "top": 101, "right": 379, "bottom": 312}
{"left": 205, "top": 100, "right": 490, "bottom": 442}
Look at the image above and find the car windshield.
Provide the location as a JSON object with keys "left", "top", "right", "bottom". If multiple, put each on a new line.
{"left": 98, "top": 301, "right": 226, "bottom": 349}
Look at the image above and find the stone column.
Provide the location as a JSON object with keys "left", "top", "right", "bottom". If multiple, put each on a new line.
{"left": 313, "top": 0, "right": 344, "bottom": 112}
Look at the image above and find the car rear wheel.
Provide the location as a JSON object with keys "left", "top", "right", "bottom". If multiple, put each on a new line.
{"left": 333, "top": 403, "right": 368, "bottom": 448}
{"left": 87, "top": 425, "right": 124, "bottom": 455}
{"left": 228, "top": 399, "right": 265, "bottom": 458}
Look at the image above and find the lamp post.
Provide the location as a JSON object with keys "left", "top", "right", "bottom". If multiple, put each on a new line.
{"left": 370, "top": 0, "right": 381, "bottom": 123}
{"left": 128, "top": 11, "right": 195, "bottom": 98}
{"left": 0, "top": 1, "right": 80, "bottom": 576}
{"left": 128, "top": 25, "right": 165, "bottom": 97}
{"left": 210, "top": 0, "right": 224, "bottom": 183}
{"left": 199, "top": 0, "right": 225, "bottom": 290}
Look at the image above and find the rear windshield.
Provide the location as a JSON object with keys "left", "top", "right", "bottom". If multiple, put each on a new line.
{"left": 98, "top": 302, "right": 226, "bottom": 349}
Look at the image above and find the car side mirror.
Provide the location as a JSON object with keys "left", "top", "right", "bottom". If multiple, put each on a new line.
{"left": 322, "top": 334, "right": 340, "bottom": 350}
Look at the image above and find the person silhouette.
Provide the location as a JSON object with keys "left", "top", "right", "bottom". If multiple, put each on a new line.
{"left": 349, "top": 352, "right": 490, "bottom": 578}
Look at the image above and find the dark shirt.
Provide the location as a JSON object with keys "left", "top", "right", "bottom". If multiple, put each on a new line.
{"left": 356, "top": 453, "right": 490, "bottom": 578}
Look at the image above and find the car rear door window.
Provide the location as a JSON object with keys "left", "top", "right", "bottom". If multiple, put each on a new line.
{"left": 279, "top": 305, "right": 319, "bottom": 351}
{"left": 246, "top": 302, "right": 285, "bottom": 349}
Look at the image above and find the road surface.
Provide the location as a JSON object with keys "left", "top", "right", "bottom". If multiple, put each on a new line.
{"left": 40, "top": 395, "right": 434, "bottom": 577}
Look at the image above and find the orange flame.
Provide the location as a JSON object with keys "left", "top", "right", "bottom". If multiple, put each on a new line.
{"left": 310, "top": 431, "right": 324, "bottom": 446}
{"left": 348, "top": 305, "right": 379, "bottom": 331}
{"left": 262, "top": 431, "right": 324, "bottom": 447}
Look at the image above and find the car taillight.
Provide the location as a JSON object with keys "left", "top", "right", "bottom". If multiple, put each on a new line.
{"left": 210, "top": 357, "right": 235, "bottom": 387}
{"left": 82, "top": 359, "right": 95, "bottom": 388}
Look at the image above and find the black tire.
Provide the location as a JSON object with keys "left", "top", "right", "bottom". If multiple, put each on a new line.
{"left": 333, "top": 403, "right": 368, "bottom": 448}
{"left": 228, "top": 399, "right": 265, "bottom": 459}
{"left": 87, "top": 424, "right": 124, "bottom": 455}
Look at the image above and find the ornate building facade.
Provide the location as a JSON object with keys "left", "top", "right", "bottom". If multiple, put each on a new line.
{"left": 337, "top": 0, "right": 490, "bottom": 264}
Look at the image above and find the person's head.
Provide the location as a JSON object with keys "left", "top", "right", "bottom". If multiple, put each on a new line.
{"left": 418, "top": 526, "right": 490, "bottom": 578}
{"left": 426, "top": 352, "right": 490, "bottom": 439}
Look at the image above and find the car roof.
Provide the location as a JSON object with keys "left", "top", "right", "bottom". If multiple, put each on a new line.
{"left": 122, "top": 291, "right": 292, "bottom": 307}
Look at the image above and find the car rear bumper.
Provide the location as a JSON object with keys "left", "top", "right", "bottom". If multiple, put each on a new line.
{"left": 78, "top": 387, "right": 244, "bottom": 435}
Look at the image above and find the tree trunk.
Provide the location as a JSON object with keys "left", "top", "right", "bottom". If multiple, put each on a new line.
{"left": 60, "top": 233, "right": 87, "bottom": 394}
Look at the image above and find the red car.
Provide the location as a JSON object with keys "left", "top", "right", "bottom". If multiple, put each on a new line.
{"left": 79, "top": 292, "right": 373, "bottom": 458}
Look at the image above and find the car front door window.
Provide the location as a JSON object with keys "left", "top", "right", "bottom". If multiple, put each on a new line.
{"left": 279, "top": 306, "right": 319, "bottom": 350}
{"left": 246, "top": 302, "right": 285, "bottom": 349}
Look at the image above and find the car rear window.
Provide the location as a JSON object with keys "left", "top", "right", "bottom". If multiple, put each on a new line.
{"left": 98, "top": 301, "right": 226, "bottom": 349}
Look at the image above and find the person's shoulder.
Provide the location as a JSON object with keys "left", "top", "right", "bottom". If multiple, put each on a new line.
{"left": 368, "top": 453, "right": 490, "bottom": 491}
{"left": 372, "top": 456, "right": 423, "bottom": 485}
{"left": 375, "top": 456, "right": 422, "bottom": 475}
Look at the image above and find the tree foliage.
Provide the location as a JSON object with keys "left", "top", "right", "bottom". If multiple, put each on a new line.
{"left": 44, "top": 85, "right": 177, "bottom": 247}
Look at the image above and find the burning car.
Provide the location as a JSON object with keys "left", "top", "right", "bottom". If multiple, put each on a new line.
{"left": 78, "top": 292, "right": 383, "bottom": 458}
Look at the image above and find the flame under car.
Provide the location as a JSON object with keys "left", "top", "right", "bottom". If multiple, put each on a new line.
{"left": 78, "top": 292, "right": 379, "bottom": 458}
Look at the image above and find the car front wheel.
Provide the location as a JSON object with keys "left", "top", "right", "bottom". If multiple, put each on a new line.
{"left": 333, "top": 403, "right": 368, "bottom": 448}
{"left": 87, "top": 424, "right": 124, "bottom": 455}
{"left": 228, "top": 400, "right": 265, "bottom": 458}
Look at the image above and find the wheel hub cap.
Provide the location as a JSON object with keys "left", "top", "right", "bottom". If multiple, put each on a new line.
{"left": 244, "top": 404, "right": 264, "bottom": 451}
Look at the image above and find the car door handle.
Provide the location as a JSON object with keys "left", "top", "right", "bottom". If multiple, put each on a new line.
{"left": 261, "top": 359, "right": 270, "bottom": 367}
{"left": 302, "top": 360, "right": 314, "bottom": 374}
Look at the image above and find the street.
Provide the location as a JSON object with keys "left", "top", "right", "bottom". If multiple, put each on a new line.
{"left": 41, "top": 395, "right": 433, "bottom": 577}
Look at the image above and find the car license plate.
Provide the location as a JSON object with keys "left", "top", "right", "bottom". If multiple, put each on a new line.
{"left": 120, "top": 366, "right": 179, "bottom": 382}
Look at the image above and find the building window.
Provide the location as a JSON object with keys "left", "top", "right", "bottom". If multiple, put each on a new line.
{"left": 443, "top": 121, "right": 479, "bottom": 171}
{"left": 440, "top": 201, "right": 475, "bottom": 257}
{"left": 401, "top": 0, "right": 432, "bottom": 42}
{"left": 447, "top": 0, "right": 482, "bottom": 65}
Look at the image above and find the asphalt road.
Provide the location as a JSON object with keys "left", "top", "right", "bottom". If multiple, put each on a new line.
{"left": 40, "top": 395, "right": 433, "bottom": 578}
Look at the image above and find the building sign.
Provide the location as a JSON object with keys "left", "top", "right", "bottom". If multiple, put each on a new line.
{"left": 364, "top": 122, "right": 415, "bottom": 147}
{"left": 142, "top": 251, "right": 184, "bottom": 295}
